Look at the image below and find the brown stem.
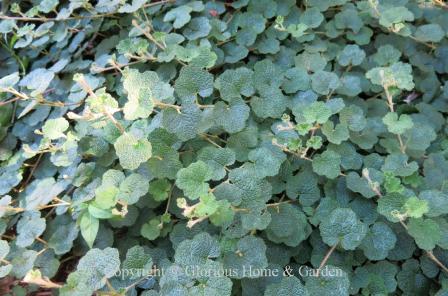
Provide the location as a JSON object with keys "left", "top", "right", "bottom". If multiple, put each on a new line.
{"left": 154, "top": 101, "right": 181, "bottom": 113}
{"left": 266, "top": 200, "right": 296, "bottom": 208}
{"left": 0, "top": 96, "right": 21, "bottom": 106}
{"left": 143, "top": 0, "right": 176, "bottom": 8}
{"left": 427, "top": 251, "right": 448, "bottom": 274}
{"left": 104, "top": 109, "right": 125, "bottom": 134}
{"left": 131, "top": 20, "right": 166, "bottom": 50}
{"left": 20, "top": 153, "right": 43, "bottom": 191}
{"left": 200, "top": 134, "right": 222, "bottom": 148}
{"left": 317, "top": 243, "right": 338, "bottom": 276}
{"left": 398, "top": 220, "right": 448, "bottom": 273}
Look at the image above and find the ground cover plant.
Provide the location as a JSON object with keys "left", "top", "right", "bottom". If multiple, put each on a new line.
{"left": 0, "top": 0, "right": 448, "bottom": 295}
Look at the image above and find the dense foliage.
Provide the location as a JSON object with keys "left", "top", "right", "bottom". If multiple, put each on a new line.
{"left": 1, "top": 0, "right": 448, "bottom": 295}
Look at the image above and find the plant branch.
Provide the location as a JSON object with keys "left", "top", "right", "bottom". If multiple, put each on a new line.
{"left": 317, "top": 243, "right": 338, "bottom": 276}
{"left": 427, "top": 251, "right": 448, "bottom": 274}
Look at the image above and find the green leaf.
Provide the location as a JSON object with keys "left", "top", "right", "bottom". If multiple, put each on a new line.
{"left": 319, "top": 208, "right": 367, "bottom": 250}
{"left": 306, "top": 136, "right": 322, "bottom": 150}
{"left": 75, "top": 247, "right": 120, "bottom": 290}
{"left": 265, "top": 276, "right": 309, "bottom": 296}
{"left": 248, "top": 147, "right": 286, "bottom": 178}
{"left": 403, "top": 196, "right": 428, "bottom": 219}
{"left": 11, "top": 250, "right": 37, "bottom": 278}
{"left": 114, "top": 133, "right": 152, "bottom": 170}
{"left": 312, "top": 150, "right": 341, "bottom": 179}
{"left": 305, "top": 265, "right": 349, "bottom": 295}
{"left": 94, "top": 184, "right": 119, "bottom": 209}
{"left": 366, "top": 62, "right": 414, "bottom": 90}
{"left": 360, "top": 222, "right": 397, "bottom": 260}
{"left": 79, "top": 211, "right": 99, "bottom": 248}
{"left": 215, "top": 67, "right": 254, "bottom": 101}
{"left": 198, "top": 147, "right": 235, "bottom": 181}
{"left": 282, "top": 67, "right": 310, "bottom": 93}
{"left": 46, "top": 216, "right": 79, "bottom": 255}
{"left": 346, "top": 171, "right": 381, "bottom": 199}
{"left": 174, "top": 232, "right": 220, "bottom": 267}
{"left": 251, "top": 89, "right": 288, "bottom": 119}
{"left": 302, "top": 101, "right": 332, "bottom": 124}
{"left": 334, "top": 8, "right": 363, "bottom": 32}
{"left": 338, "top": 44, "right": 365, "bottom": 66}
{"left": 19, "top": 68, "right": 54, "bottom": 94}
{"left": 253, "top": 59, "right": 284, "bottom": 94}
{"left": 122, "top": 68, "right": 173, "bottom": 120}
{"left": 212, "top": 100, "right": 250, "bottom": 133}
{"left": 415, "top": 24, "right": 445, "bottom": 43}
{"left": 88, "top": 203, "right": 113, "bottom": 219}
{"left": 121, "top": 246, "right": 152, "bottom": 280}
{"left": 311, "top": 71, "right": 341, "bottom": 95}
{"left": 85, "top": 87, "right": 119, "bottom": 113}
{"left": 20, "top": 178, "right": 65, "bottom": 211}
{"left": 339, "top": 105, "right": 366, "bottom": 132}
{"left": 382, "top": 112, "right": 413, "bottom": 135}
{"left": 162, "top": 104, "right": 202, "bottom": 141}
{"left": 286, "top": 171, "right": 320, "bottom": 206}
{"left": 407, "top": 218, "right": 441, "bottom": 250}
{"left": 223, "top": 235, "right": 268, "bottom": 279}
{"left": 118, "top": 173, "right": 149, "bottom": 204}
{"left": 149, "top": 179, "right": 171, "bottom": 201}
{"left": 381, "top": 153, "right": 418, "bottom": 177}
{"left": 0, "top": 240, "right": 9, "bottom": 260}
{"left": 266, "top": 204, "right": 311, "bottom": 247}
{"left": 163, "top": 5, "right": 193, "bottom": 29}
{"left": 377, "top": 192, "right": 408, "bottom": 223}
{"left": 286, "top": 23, "right": 308, "bottom": 39}
{"left": 373, "top": 45, "right": 401, "bottom": 66}
{"left": 42, "top": 118, "right": 69, "bottom": 140}
{"left": 184, "top": 17, "right": 212, "bottom": 40}
{"left": 118, "top": 0, "right": 146, "bottom": 13}
{"left": 300, "top": 7, "right": 323, "bottom": 28}
{"left": 379, "top": 7, "right": 414, "bottom": 27}
{"left": 16, "top": 211, "right": 46, "bottom": 248}
{"left": 321, "top": 121, "right": 349, "bottom": 144}
{"left": 175, "top": 66, "right": 213, "bottom": 101}
{"left": 141, "top": 218, "right": 161, "bottom": 240}
{"left": 419, "top": 190, "right": 448, "bottom": 217}
{"left": 0, "top": 72, "right": 19, "bottom": 88}
{"left": 175, "top": 161, "right": 213, "bottom": 200}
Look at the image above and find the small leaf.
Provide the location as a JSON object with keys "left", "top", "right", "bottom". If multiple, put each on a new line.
{"left": 175, "top": 161, "right": 213, "bottom": 200}
{"left": 407, "top": 218, "right": 441, "bottom": 250}
{"left": 312, "top": 150, "right": 341, "bottom": 179}
{"left": 42, "top": 118, "right": 69, "bottom": 140}
{"left": 114, "top": 133, "right": 152, "bottom": 170}
{"left": 80, "top": 212, "right": 99, "bottom": 248}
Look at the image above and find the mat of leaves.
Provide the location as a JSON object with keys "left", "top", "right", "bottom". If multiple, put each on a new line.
{"left": 0, "top": 0, "right": 448, "bottom": 295}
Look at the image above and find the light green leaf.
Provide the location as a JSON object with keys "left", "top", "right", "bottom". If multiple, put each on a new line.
{"left": 382, "top": 112, "right": 413, "bottom": 135}
{"left": 42, "top": 118, "right": 69, "bottom": 140}
{"left": 404, "top": 196, "right": 429, "bottom": 218}
{"left": 407, "top": 218, "right": 441, "bottom": 250}
{"left": 114, "top": 133, "right": 152, "bottom": 170}
{"left": 175, "top": 161, "right": 213, "bottom": 200}
{"left": 79, "top": 211, "right": 99, "bottom": 248}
